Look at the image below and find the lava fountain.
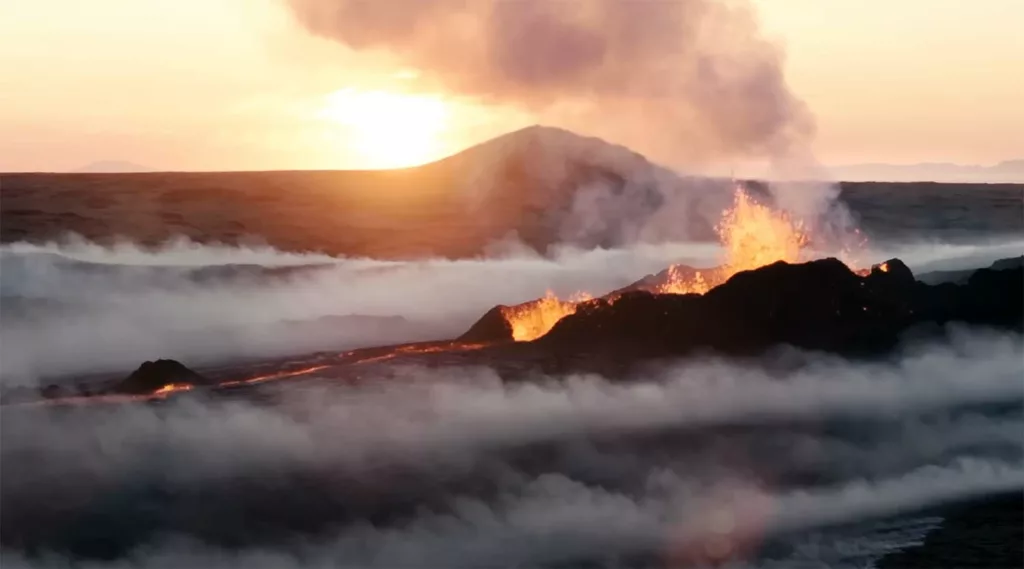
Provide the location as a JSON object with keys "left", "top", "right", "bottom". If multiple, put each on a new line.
{"left": 658, "top": 187, "right": 811, "bottom": 294}
{"left": 502, "top": 185, "right": 862, "bottom": 341}
{"left": 501, "top": 291, "right": 594, "bottom": 341}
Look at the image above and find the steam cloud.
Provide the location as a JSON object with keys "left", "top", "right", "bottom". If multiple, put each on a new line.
{"left": 4, "top": 235, "right": 1021, "bottom": 386}
{"left": 3, "top": 330, "right": 1022, "bottom": 568}
{"left": 285, "top": 0, "right": 813, "bottom": 167}
{"left": 0, "top": 236, "right": 711, "bottom": 384}
{"left": 283, "top": 0, "right": 854, "bottom": 248}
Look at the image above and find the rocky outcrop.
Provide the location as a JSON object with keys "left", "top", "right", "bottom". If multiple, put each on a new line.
{"left": 458, "top": 257, "right": 1023, "bottom": 353}
{"left": 114, "top": 359, "right": 208, "bottom": 395}
{"left": 458, "top": 306, "right": 517, "bottom": 343}
{"left": 534, "top": 258, "right": 1021, "bottom": 363}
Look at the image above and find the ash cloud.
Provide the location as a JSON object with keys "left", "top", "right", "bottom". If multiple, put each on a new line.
{"left": 285, "top": 0, "right": 814, "bottom": 166}
{"left": 2, "top": 331, "right": 1022, "bottom": 567}
{"left": 282, "top": 0, "right": 858, "bottom": 250}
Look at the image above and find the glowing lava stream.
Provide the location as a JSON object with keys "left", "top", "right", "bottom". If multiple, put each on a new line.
{"left": 152, "top": 383, "right": 195, "bottom": 396}
{"left": 502, "top": 186, "right": 864, "bottom": 342}
{"left": 218, "top": 365, "right": 331, "bottom": 388}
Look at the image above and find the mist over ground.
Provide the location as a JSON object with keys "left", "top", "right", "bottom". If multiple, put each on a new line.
{"left": 2, "top": 329, "right": 1021, "bottom": 568}
{"left": 2, "top": 0, "right": 1022, "bottom": 566}
{"left": 3, "top": 233, "right": 1022, "bottom": 386}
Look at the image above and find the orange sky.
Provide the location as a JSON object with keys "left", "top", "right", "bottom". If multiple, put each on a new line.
{"left": 0, "top": 0, "right": 1021, "bottom": 172}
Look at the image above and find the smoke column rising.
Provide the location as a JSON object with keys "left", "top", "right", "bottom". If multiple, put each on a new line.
{"left": 283, "top": 0, "right": 868, "bottom": 248}
{"left": 285, "top": 0, "right": 813, "bottom": 168}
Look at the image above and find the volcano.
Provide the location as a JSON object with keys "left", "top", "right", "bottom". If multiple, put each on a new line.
{"left": 115, "top": 359, "right": 210, "bottom": 395}
{"left": 6, "top": 256, "right": 1021, "bottom": 406}
{"left": 459, "top": 257, "right": 1022, "bottom": 370}
{"left": 1, "top": 126, "right": 734, "bottom": 257}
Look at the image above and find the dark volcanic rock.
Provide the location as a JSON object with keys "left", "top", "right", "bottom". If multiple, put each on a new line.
{"left": 876, "top": 492, "right": 1024, "bottom": 569}
{"left": 114, "top": 359, "right": 208, "bottom": 395}
{"left": 614, "top": 263, "right": 706, "bottom": 295}
{"left": 533, "top": 257, "right": 1022, "bottom": 366}
{"left": 458, "top": 305, "right": 516, "bottom": 343}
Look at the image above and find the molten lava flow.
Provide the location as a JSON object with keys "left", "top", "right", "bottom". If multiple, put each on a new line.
{"left": 879, "top": 262, "right": 890, "bottom": 272}
{"left": 340, "top": 342, "right": 488, "bottom": 366}
{"left": 657, "top": 267, "right": 711, "bottom": 295}
{"left": 220, "top": 365, "right": 331, "bottom": 388}
{"left": 657, "top": 187, "right": 811, "bottom": 294}
{"left": 500, "top": 291, "right": 591, "bottom": 342}
{"left": 717, "top": 189, "right": 810, "bottom": 273}
{"left": 498, "top": 185, "right": 865, "bottom": 341}
{"left": 152, "top": 383, "right": 194, "bottom": 396}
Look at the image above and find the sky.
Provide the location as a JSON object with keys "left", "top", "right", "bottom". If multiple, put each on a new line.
{"left": 0, "top": 0, "right": 1021, "bottom": 173}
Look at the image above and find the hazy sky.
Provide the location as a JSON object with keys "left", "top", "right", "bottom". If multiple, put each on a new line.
{"left": 0, "top": 0, "right": 1021, "bottom": 172}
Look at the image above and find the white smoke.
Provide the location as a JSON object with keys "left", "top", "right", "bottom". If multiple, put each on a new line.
{"left": 284, "top": 0, "right": 813, "bottom": 169}
{"left": 2, "top": 331, "right": 1021, "bottom": 568}
{"left": 3, "top": 235, "right": 1020, "bottom": 386}
{"left": 0, "top": 236, "right": 719, "bottom": 385}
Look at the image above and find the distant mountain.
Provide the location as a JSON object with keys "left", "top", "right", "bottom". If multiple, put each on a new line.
{"left": 3, "top": 125, "right": 733, "bottom": 255}
{"left": 827, "top": 160, "right": 1024, "bottom": 183}
{"left": 432, "top": 125, "right": 731, "bottom": 249}
{"left": 72, "top": 161, "right": 156, "bottom": 173}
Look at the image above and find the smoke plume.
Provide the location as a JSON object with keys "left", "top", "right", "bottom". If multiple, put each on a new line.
{"left": 285, "top": 0, "right": 813, "bottom": 169}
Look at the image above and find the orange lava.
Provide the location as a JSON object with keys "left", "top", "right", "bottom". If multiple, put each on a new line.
{"left": 341, "top": 342, "right": 488, "bottom": 365}
{"left": 500, "top": 291, "right": 592, "bottom": 342}
{"left": 658, "top": 187, "right": 810, "bottom": 294}
{"left": 656, "top": 267, "right": 711, "bottom": 295}
{"left": 220, "top": 364, "right": 330, "bottom": 388}
{"left": 499, "top": 185, "right": 866, "bottom": 341}
{"left": 718, "top": 189, "right": 810, "bottom": 273}
{"left": 152, "top": 383, "right": 195, "bottom": 396}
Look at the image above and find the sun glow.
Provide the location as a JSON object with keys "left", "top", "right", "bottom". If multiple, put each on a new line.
{"left": 319, "top": 88, "right": 451, "bottom": 169}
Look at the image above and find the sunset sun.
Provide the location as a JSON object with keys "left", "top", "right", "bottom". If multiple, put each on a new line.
{"left": 319, "top": 88, "right": 451, "bottom": 169}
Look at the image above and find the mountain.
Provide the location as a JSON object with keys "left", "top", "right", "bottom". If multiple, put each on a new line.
{"left": 3, "top": 126, "right": 1021, "bottom": 257}
{"left": 436, "top": 125, "right": 728, "bottom": 250}
{"left": 4, "top": 126, "right": 732, "bottom": 255}
{"left": 826, "top": 160, "right": 1024, "bottom": 183}
{"left": 72, "top": 160, "right": 156, "bottom": 173}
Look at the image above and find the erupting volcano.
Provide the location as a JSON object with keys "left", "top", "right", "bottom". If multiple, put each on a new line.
{"left": 500, "top": 291, "right": 594, "bottom": 341}
{"left": 487, "top": 185, "right": 859, "bottom": 343}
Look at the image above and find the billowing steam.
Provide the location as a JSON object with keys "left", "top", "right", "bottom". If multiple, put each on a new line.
{"left": 2, "top": 330, "right": 1021, "bottom": 568}
{"left": 285, "top": 0, "right": 813, "bottom": 167}
{"left": 282, "top": 0, "right": 858, "bottom": 252}
{"left": 0, "top": 237, "right": 715, "bottom": 384}
{"left": 4, "top": 236, "right": 1021, "bottom": 386}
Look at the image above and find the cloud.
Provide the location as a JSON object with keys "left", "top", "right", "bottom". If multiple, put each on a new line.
{"left": 0, "top": 237, "right": 719, "bottom": 384}
{"left": 2, "top": 330, "right": 1021, "bottom": 567}
{"left": 284, "top": 0, "right": 813, "bottom": 168}
{"left": 4, "top": 235, "right": 1021, "bottom": 385}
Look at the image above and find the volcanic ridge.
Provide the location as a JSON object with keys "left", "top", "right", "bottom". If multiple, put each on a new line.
{"left": 10, "top": 254, "right": 1016, "bottom": 404}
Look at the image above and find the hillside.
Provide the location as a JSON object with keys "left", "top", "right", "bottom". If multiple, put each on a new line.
{"left": 2, "top": 126, "right": 1022, "bottom": 258}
